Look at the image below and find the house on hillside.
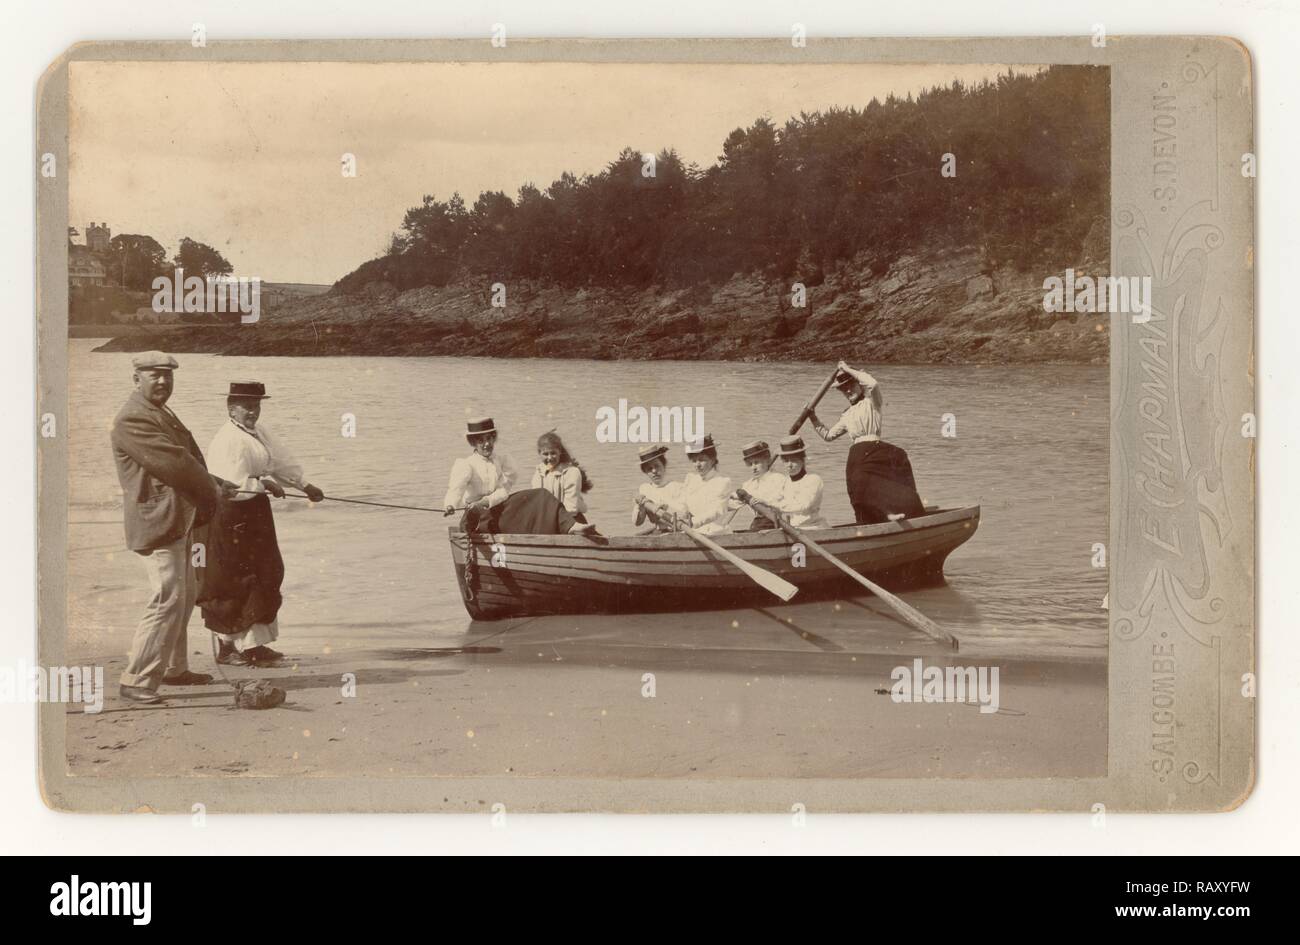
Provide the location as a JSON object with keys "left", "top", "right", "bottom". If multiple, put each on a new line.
{"left": 69, "top": 243, "right": 107, "bottom": 287}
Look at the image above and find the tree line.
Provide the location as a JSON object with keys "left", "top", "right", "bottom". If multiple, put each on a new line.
{"left": 335, "top": 65, "right": 1108, "bottom": 295}
{"left": 71, "top": 230, "right": 234, "bottom": 291}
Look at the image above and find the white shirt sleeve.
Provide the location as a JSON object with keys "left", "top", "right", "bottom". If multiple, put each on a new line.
{"left": 781, "top": 475, "right": 824, "bottom": 516}
{"left": 444, "top": 457, "right": 472, "bottom": 510}
{"left": 843, "top": 365, "right": 877, "bottom": 391}
{"left": 531, "top": 466, "right": 544, "bottom": 490}
{"left": 663, "top": 481, "right": 687, "bottom": 515}
{"left": 485, "top": 454, "right": 515, "bottom": 508}
{"left": 260, "top": 423, "right": 307, "bottom": 490}
{"left": 559, "top": 466, "right": 583, "bottom": 513}
{"left": 691, "top": 475, "right": 733, "bottom": 529}
{"left": 756, "top": 472, "right": 789, "bottom": 506}
{"left": 207, "top": 424, "right": 263, "bottom": 495}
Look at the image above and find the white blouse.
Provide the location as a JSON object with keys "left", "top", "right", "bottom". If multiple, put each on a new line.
{"left": 444, "top": 452, "right": 516, "bottom": 510}
{"left": 682, "top": 468, "right": 733, "bottom": 535}
{"left": 778, "top": 472, "right": 831, "bottom": 529}
{"left": 532, "top": 463, "right": 587, "bottom": 515}
{"left": 730, "top": 469, "right": 789, "bottom": 509}
{"left": 207, "top": 420, "right": 306, "bottom": 501}
{"left": 635, "top": 480, "right": 686, "bottom": 512}
{"left": 827, "top": 367, "right": 884, "bottom": 442}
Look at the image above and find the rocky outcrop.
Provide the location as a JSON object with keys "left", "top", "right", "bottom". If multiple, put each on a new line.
{"left": 95, "top": 244, "right": 1108, "bottom": 364}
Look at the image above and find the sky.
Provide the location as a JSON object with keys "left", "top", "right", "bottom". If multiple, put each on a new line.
{"left": 69, "top": 60, "right": 1033, "bottom": 284}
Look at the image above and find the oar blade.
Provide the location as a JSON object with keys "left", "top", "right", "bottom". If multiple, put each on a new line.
{"left": 744, "top": 564, "right": 799, "bottom": 602}
{"left": 685, "top": 528, "right": 799, "bottom": 602}
{"left": 743, "top": 496, "right": 958, "bottom": 648}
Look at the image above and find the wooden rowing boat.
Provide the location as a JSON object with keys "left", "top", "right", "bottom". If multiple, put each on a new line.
{"left": 448, "top": 505, "right": 980, "bottom": 620}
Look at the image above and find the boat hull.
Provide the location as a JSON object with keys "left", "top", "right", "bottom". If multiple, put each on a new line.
{"left": 448, "top": 506, "right": 980, "bottom": 620}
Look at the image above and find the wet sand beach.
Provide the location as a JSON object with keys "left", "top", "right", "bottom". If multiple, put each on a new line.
{"left": 64, "top": 608, "right": 1105, "bottom": 784}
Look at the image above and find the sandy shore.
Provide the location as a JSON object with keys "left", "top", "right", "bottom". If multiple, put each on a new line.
{"left": 62, "top": 607, "right": 1105, "bottom": 783}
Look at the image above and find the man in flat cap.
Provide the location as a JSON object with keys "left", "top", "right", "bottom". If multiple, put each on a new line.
{"left": 110, "top": 352, "right": 237, "bottom": 704}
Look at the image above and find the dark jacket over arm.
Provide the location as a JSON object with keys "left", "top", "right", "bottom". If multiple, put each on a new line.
{"left": 111, "top": 391, "right": 220, "bottom": 552}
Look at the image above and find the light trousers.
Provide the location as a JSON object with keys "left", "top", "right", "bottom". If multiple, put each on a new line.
{"left": 120, "top": 531, "right": 195, "bottom": 689}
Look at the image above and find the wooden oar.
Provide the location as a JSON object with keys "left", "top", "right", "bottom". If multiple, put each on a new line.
{"left": 789, "top": 367, "right": 842, "bottom": 435}
{"left": 684, "top": 526, "right": 799, "bottom": 602}
{"left": 636, "top": 497, "right": 798, "bottom": 602}
{"left": 739, "top": 493, "right": 957, "bottom": 649}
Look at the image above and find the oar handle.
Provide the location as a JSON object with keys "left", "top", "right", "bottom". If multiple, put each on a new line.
{"left": 736, "top": 489, "right": 779, "bottom": 522}
{"left": 789, "top": 368, "right": 841, "bottom": 435}
{"left": 635, "top": 495, "right": 681, "bottom": 531}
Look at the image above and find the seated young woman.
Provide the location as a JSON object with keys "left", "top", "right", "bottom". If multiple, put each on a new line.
{"left": 727, "top": 439, "right": 789, "bottom": 531}
{"left": 772, "top": 435, "right": 830, "bottom": 529}
{"left": 532, "top": 430, "right": 592, "bottom": 523}
{"left": 679, "top": 434, "right": 733, "bottom": 535}
{"left": 632, "top": 444, "right": 686, "bottom": 534}
{"left": 442, "top": 417, "right": 595, "bottom": 535}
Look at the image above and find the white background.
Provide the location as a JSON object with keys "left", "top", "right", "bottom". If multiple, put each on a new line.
{"left": 3, "top": 0, "right": 1294, "bottom": 855}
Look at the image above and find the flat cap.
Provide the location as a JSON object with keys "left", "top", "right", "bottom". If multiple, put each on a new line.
{"left": 131, "top": 350, "right": 179, "bottom": 371}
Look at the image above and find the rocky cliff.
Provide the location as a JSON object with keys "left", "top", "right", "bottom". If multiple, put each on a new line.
{"left": 95, "top": 244, "right": 1108, "bottom": 364}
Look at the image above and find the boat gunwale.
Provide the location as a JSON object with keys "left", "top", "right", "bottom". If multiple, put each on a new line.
{"left": 446, "top": 505, "right": 980, "bottom": 552}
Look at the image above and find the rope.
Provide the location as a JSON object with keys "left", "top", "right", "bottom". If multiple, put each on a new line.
{"left": 237, "top": 490, "right": 464, "bottom": 514}
{"left": 210, "top": 632, "right": 241, "bottom": 691}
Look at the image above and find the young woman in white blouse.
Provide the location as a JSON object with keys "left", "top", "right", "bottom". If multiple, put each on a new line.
{"left": 680, "top": 434, "right": 733, "bottom": 535}
{"left": 806, "top": 359, "right": 925, "bottom": 525}
{"left": 531, "top": 430, "right": 592, "bottom": 523}
{"left": 632, "top": 444, "right": 686, "bottom": 533}
{"left": 727, "top": 439, "right": 789, "bottom": 531}
{"left": 773, "top": 435, "right": 830, "bottom": 529}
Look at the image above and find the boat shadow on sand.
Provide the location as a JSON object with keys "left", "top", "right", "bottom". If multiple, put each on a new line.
{"left": 390, "top": 581, "right": 991, "bottom": 679}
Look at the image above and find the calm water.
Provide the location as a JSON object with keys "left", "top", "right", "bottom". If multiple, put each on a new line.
{"left": 66, "top": 340, "right": 1108, "bottom": 662}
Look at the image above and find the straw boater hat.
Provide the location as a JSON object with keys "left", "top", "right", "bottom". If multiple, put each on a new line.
{"left": 225, "top": 381, "right": 270, "bottom": 399}
{"left": 638, "top": 444, "right": 668, "bottom": 468}
{"left": 684, "top": 434, "right": 719, "bottom": 456}
{"left": 741, "top": 439, "right": 771, "bottom": 462}
{"left": 132, "top": 351, "right": 179, "bottom": 371}
{"left": 777, "top": 435, "right": 808, "bottom": 458}
{"left": 465, "top": 417, "right": 496, "bottom": 437}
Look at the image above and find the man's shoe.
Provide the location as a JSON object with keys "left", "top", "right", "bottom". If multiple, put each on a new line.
{"left": 242, "top": 646, "right": 284, "bottom": 665}
{"left": 161, "top": 670, "right": 214, "bottom": 686}
{"left": 119, "top": 684, "right": 164, "bottom": 705}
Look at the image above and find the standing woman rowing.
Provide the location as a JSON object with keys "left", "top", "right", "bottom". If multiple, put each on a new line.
{"left": 806, "top": 360, "right": 925, "bottom": 525}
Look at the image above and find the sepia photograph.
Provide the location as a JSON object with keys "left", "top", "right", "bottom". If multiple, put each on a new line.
{"left": 55, "top": 55, "right": 1115, "bottom": 789}
{"left": 2, "top": 0, "right": 1287, "bottom": 885}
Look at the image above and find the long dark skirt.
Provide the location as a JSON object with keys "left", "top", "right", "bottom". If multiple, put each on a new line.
{"left": 845, "top": 440, "right": 925, "bottom": 525}
{"left": 462, "top": 488, "right": 580, "bottom": 535}
{"left": 196, "top": 493, "right": 284, "bottom": 635}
